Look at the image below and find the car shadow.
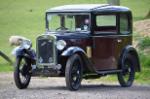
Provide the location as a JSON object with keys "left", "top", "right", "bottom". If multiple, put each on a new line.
{"left": 28, "top": 85, "right": 67, "bottom": 91}
{"left": 27, "top": 84, "right": 150, "bottom": 92}
{"left": 80, "top": 84, "right": 150, "bottom": 92}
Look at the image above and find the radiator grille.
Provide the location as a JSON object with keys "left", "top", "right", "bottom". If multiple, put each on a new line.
{"left": 37, "top": 35, "right": 56, "bottom": 66}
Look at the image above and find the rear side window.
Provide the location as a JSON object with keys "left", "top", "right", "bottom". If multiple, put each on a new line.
{"left": 95, "top": 15, "right": 117, "bottom": 34}
{"left": 96, "top": 15, "right": 116, "bottom": 26}
{"left": 120, "top": 14, "right": 130, "bottom": 34}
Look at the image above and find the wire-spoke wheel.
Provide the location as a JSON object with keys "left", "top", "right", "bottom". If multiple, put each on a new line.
{"left": 65, "top": 54, "right": 83, "bottom": 91}
{"left": 118, "top": 54, "right": 135, "bottom": 87}
{"left": 14, "top": 57, "right": 31, "bottom": 89}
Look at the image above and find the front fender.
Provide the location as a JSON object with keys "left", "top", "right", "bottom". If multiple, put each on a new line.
{"left": 12, "top": 47, "right": 25, "bottom": 57}
{"left": 12, "top": 47, "right": 36, "bottom": 61}
{"left": 61, "top": 47, "right": 86, "bottom": 57}
{"left": 119, "top": 45, "right": 141, "bottom": 72}
{"left": 61, "top": 46, "right": 95, "bottom": 72}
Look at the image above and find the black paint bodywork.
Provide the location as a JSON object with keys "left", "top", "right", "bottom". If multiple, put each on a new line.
{"left": 35, "top": 4, "right": 140, "bottom": 77}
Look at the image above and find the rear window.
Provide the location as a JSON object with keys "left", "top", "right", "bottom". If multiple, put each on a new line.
{"left": 95, "top": 15, "right": 117, "bottom": 34}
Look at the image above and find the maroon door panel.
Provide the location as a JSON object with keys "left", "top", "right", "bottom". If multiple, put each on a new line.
{"left": 92, "top": 36, "right": 117, "bottom": 70}
{"left": 91, "top": 35, "right": 132, "bottom": 71}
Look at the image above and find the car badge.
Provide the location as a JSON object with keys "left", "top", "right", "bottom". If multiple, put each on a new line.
{"left": 41, "top": 42, "right": 46, "bottom": 47}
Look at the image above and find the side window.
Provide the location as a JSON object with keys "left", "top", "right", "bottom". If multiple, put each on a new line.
{"left": 120, "top": 14, "right": 130, "bottom": 34}
{"left": 95, "top": 15, "right": 117, "bottom": 34}
{"left": 75, "top": 15, "right": 90, "bottom": 31}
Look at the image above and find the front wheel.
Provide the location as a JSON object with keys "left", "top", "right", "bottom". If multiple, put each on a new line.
{"left": 117, "top": 54, "right": 135, "bottom": 87}
{"left": 65, "top": 54, "right": 83, "bottom": 91}
{"left": 14, "top": 57, "right": 31, "bottom": 89}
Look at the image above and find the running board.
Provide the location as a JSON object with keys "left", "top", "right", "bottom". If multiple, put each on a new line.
{"left": 96, "top": 69, "right": 122, "bottom": 75}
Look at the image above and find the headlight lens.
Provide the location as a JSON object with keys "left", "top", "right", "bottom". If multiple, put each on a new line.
{"left": 56, "top": 40, "right": 66, "bottom": 50}
{"left": 22, "top": 40, "right": 32, "bottom": 49}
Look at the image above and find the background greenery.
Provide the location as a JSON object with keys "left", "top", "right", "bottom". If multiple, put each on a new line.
{"left": 0, "top": 0, "right": 150, "bottom": 84}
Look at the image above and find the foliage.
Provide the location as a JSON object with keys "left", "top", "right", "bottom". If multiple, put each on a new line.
{"left": 141, "top": 55, "right": 150, "bottom": 68}
{"left": 138, "top": 37, "right": 150, "bottom": 50}
{"left": 136, "top": 36, "right": 150, "bottom": 68}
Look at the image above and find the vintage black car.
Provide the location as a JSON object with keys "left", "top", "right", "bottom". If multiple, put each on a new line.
{"left": 13, "top": 4, "right": 140, "bottom": 91}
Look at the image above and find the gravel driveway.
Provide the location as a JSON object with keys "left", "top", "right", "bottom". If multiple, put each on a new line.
{"left": 0, "top": 72, "right": 150, "bottom": 99}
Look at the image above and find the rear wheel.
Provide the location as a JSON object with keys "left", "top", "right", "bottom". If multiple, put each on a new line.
{"left": 65, "top": 54, "right": 83, "bottom": 91}
{"left": 14, "top": 57, "right": 31, "bottom": 89}
{"left": 117, "top": 54, "right": 135, "bottom": 87}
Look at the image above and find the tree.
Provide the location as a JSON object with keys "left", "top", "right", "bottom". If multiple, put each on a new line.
{"left": 146, "top": 10, "right": 150, "bottom": 18}
{"left": 107, "top": 0, "right": 120, "bottom": 5}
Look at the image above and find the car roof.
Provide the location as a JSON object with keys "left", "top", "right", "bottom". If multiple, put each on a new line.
{"left": 46, "top": 4, "right": 131, "bottom": 13}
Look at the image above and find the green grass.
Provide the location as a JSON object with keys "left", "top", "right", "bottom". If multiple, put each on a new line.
{"left": 0, "top": 0, "right": 149, "bottom": 56}
{"left": 0, "top": 0, "right": 150, "bottom": 84}
{"left": 121, "top": 0, "right": 150, "bottom": 21}
{"left": 0, "top": 57, "right": 13, "bottom": 72}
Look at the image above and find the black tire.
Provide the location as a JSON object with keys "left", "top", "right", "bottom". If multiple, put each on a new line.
{"left": 14, "top": 57, "right": 31, "bottom": 89}
{"left": 117, "top": 53, "right": 135, "bottom": 87}
{"left": 65, "top": 54, "right": 83, "bottom": 91}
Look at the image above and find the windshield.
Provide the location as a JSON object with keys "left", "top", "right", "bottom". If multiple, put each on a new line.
{"left": 47, "top": 13, "right": 90, "bottom": 32}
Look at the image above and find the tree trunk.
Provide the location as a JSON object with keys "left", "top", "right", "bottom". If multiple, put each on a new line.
{"left": 0, "top": 51, "right": 12, "bottom": 64}
{"left": 107, "top": 0, "right": 120, "bottom": 5}
{"left": 146, "top": 10, "right": 150, "bottom": 18}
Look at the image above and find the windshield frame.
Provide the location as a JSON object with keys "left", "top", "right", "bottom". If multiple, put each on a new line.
{"left": 45, "top": 12, "right": 91, "bottom": 33}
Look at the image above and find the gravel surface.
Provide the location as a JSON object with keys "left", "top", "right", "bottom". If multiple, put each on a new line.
{"left": 0, "top": 72, "right": 150, "bottom": 99}
{"left": 134, "top": 19, "right": 150, "bottom": 37}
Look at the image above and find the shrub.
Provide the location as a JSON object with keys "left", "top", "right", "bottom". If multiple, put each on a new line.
{"left": 138, "top": 37, "right": 150, "bottom": 50}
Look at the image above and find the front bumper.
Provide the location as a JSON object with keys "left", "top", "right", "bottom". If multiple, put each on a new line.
{"left": 31, "top": 64, "right": 62, "bottom": 77}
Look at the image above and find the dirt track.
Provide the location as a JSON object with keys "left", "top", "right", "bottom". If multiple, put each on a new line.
{"left": 0, "top": 72, "right": 150, "bottom": 99}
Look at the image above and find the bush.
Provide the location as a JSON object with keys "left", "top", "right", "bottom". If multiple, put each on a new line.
{"left": 138, "top": 37, "right": 150, "bottom": 50}
{"left": 139, "top": 52, "right": 150, "bottom": 67}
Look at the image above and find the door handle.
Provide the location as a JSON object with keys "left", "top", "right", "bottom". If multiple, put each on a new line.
{"left": 117, "top": 39, "right": 122, "bottom": 43}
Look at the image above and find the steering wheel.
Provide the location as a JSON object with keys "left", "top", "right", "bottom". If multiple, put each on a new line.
{"left": 56, "top": 27, "right": 68, "bottom": 31}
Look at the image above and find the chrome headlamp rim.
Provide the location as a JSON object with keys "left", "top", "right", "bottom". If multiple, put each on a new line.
{"left": 56, "top": 40, "right": 66, "bottom": 50}
{"left": 21, "top": 40, "right": 32, "bottom": 49}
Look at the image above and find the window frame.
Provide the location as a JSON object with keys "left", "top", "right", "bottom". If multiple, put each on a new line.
{"left": 45, "top": 12, "right": 92, "bottom": 33}
{"left": 93, "top": 13, "right": 119, "bottom": 35}
{"left": 96, "top": 15, "right": 116, "bottom": 27}
{"left": 119, "top": 13, "right": 131, "bottom": 35}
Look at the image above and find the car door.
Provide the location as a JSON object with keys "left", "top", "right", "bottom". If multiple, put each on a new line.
{"left": 91, "top": 13, "right": 132, "bottom": 71}
{"left": 92, "top": 14, "right": 119, "bottom": 71}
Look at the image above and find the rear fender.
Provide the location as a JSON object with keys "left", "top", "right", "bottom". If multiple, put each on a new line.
{"left": 119, "top": 45, "right": 141, "bottom": 72}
